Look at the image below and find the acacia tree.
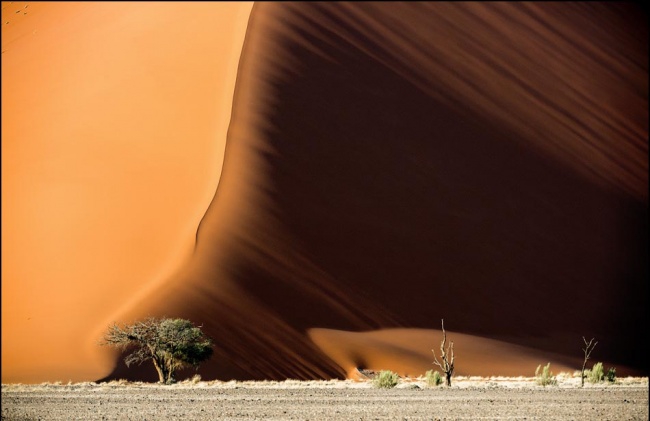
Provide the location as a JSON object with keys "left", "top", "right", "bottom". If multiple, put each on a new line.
{"left": 102, "top": 317, "right": 213, "bottom": 384}
{"left": 432, "top": 319, "right": 455, "bottom": 387}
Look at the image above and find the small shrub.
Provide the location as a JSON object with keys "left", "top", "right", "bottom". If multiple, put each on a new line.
{"left": 588, "top": 362, "right": 604, "bottom": 383}
{"left": 605, "top": 367, "right": 616, "bottom": 383}
{"left": 190, "top": 374, "right": 202, "bottom": 384}
{"left": 535, "top": 363, "right": 558, "bottom": 387}
{"left": 425, "top": 370, "right": 444, "bottom": 387}
{"left": 372, "top": 370, "right": 400, "bottom": 389}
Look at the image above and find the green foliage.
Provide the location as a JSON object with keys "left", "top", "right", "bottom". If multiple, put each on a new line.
{"left": 588, "top": 362, "right": 604, "bottom": 383}
{"left": 102, "top": 317, "right": 213, "bottom": 384}
{"left": 425, "top": 370, "right": 443, "bottom": 387}
{"left": 372, "top": 370, "right": 400, "bottom": 389}
{"left": 535, "top": 363, "right": 558, "bottom": 387}
{"left": 586, "top": 362, "right": 616, "bottom": 384}
{"left": 155, "top": 319, "right": 213, "bottom": 369}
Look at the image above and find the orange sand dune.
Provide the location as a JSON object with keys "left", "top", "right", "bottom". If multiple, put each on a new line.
{"left": 2, "top": 2, "right": 253, "bottom": 383}
{"left": 3, "top": 3, "right": 647, "bottom": 384}
{"left": 100, "top": 2, "right": 647, "bottom": 382}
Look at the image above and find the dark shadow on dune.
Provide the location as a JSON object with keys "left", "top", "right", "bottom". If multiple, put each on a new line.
{"left": 101, "top": 2, "right": 648, "bottom": 382}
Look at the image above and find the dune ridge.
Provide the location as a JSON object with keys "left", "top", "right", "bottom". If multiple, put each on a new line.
{"left": 98, "top": 2, "right": 647, "bottom": 382}
{"left": 3, "top": 3, "right": 646, "bottom": 383}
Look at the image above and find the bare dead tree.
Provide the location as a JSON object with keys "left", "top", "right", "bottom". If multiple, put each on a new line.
{"left": 581, "top": 336, "right": 598, "bottom": 387}
{"left": 432, "top": 319, "right": 455, "bottom": 387}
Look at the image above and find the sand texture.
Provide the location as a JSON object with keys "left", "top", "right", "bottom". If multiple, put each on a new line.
{"left": 2, "top": 379, "right": 648, "bottom": 421}
{"left": 1, "top": 2, "right": 253, "bottom": 383}
{"left": 3, "top": 2, "right": 647, "bottom": 384}
{"left": 102, "top": 2, "right": 648, "bottom": 381}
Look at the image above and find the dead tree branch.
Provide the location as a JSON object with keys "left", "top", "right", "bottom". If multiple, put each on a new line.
{"left": 581, "top": 336, "right": 597, "bottom": 387}
{"left": 432, "top": 319, "right": 455, "bottom": 387}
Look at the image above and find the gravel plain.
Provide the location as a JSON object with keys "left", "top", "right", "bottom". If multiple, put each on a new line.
{"left": 2, "top": 377, "right": 648, "bottom": 420}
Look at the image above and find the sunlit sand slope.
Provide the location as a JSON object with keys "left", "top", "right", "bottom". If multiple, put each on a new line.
{"left": 1, "top": 2, "right": 253, "bottom": 383}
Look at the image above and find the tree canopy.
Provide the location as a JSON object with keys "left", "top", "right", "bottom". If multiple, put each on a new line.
{"left": 102, "top": 317, "right": 213, "bottom": 384}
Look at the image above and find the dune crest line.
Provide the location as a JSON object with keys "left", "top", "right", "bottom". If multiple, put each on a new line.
{"left": 102, "top": 2, "right": 647, "bottom": 381}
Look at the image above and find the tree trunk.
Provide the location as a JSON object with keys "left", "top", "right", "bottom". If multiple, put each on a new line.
{"left": 581, "top": 337, "right": 597, "bottom": 388}
{"left": 433, "top": 319, "right": 455, "bottom": 387}
{"left": 152, "top": 357, "right": 167, "bottom": 384}
{"left": 165, "top": 359, "right": 176, "bottom": 384}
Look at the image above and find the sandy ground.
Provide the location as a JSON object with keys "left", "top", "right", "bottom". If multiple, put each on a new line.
{"left": 2, "top": 377, "right": 647, "bottom": 420}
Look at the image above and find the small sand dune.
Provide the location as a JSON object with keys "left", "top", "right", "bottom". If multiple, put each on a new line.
{"left": 309, "top": 328, "right": 582, "bottom": 379}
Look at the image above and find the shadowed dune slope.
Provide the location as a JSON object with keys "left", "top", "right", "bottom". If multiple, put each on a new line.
{"left": 102, "top": 2, "right": 648, "bottom": 381}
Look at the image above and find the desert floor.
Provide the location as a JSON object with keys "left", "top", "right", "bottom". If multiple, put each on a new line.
{"left": 2, "top": 376, "right": 648, "bottom": 420}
